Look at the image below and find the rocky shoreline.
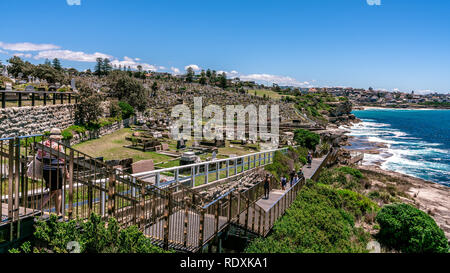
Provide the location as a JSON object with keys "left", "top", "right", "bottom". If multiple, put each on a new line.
{"left": 330, "top": 112, "right": 450, "bottom": 241}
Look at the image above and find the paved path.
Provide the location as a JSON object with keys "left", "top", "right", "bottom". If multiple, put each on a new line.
{"left": 255, "top": 155, "right": 326, "bottom": 211}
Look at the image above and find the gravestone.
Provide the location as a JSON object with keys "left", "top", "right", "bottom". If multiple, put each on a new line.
{"left": 71, "top": 78, "right": 76, "bottom": 91}
{"left": 5, "top": 82, "right": 12, "bottom": 91}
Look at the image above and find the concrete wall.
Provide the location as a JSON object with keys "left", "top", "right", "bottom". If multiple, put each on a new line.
{"left": 0, "top": 104, "right": 76, "bottom": 138}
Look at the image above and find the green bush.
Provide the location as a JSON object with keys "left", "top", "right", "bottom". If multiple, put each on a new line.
{"left": 61, "top": 129, "right": 74, "bottom": 140}
{"left": 338, "top": 166, "right": 364, "bottom": 179}
{"left": 245, "top": 183, "right": 377, "bottom": 253}
{"left": 376, "top": 203, "right": 449, "bottom": 253}
{"left": 294, "top": 129, "right": 320, "bottom": 150}
{"left": 9, "top": 213, "right": 173, "bottom": 253}
{"left": 118, "top": 101, "right": 135, "bottom": 119}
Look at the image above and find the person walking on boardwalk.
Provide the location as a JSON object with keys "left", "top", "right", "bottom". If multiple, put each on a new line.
{"left": 292, "top": 173, "right": 300, "bottom": 187}
{"left": 281, "top": 175, "right": 287, "bottom": 190}
{"left": 264, "top": 174, "right": 271, "bottom": 199}
{"left": 37, "top": 128, "right": 68, "bottom": 215}
{"left": 289, "top": 168, "right": 296, "bottom": 188}
{"left": 307, "top": 152, "right": 313, "bottom": 168}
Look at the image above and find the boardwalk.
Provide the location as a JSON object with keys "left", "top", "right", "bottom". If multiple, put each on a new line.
{"left": 256, "top": 155, "right": 326, "bottom": 211}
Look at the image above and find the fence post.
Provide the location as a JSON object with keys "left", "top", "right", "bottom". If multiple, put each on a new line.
{"left": 31, "top": 93, "right": 35, "bottom": 106}
{"left": 7, "top": 139, "right": 14, "bottom": 240}
{"left": 204, "top": 163, "right": 209, "bottom": 185}
{"left": 68, "top": 150, "right": 74, "bottom": 220}
{"left": 60, "top": 93, "right": 64, "bottom": 104}
{"left": 215, "top": 200, "right": 220, "bottom": 233}
{"left": 1, "top": 92, "right": 5, "bottom": 108}
{"left": 183, "top": 198, "right": 189, "bottom": 247}
{"left": 245, "top": 197, "right": 250, "bottom": 233}
{"left": 139, "top": 183, "right": 146, "bottom": 229}
{"left": 251, "top": 202, "right": 256, "bottom": 232}
{"left": 14, "top": 138, "right": 21, "bottom": 239}
{"left": 199, "top": 209, "right": 205, "bottom": 250}
{"left": 43, "top": 93, "right": 47, "bottom": 105}
{"left": 68, "top": 93, "right": 71, "bottom": 104}
{"left": 18, "top": 93, "right": 22, "bottom": 107}
{"left": 108, "top": 171, "right": 116, "bottom": 217}
{"left": 258, "top": 207, "right": 262, "bottom": 235}
{"left": 228, "top": 192, "right": 232, "bottom": 223}
{"left": 163, "top": 189, "right": 172, "bottom": 250}
{"left": 52, "top": 93, "right": 56, "bottom": 105}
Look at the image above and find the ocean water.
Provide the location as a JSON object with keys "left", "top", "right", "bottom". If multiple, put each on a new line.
{"left": 345, "top": 109, "right": 450, "bottom": 187}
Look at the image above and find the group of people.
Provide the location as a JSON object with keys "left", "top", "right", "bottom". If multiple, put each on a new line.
{"left": 264, "top": 152, "right": 314, "bottom": 199}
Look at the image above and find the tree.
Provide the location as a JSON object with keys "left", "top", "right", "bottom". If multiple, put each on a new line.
{"left": 7, "top": 56, "right": 34, "bottom": 78}
{"left": 199, "top": 70, "right": 207, "bottom": 85}
{"left": 52, "top": 58, "right": 62, "bottom": 71}
{"left": 44, "top": 58, "right": 51, "bottom": 66}
{"left": 137, "top": 65, "right": 143, "bottom": 72}
{"left": 186, "top": 67, "right": 194, "bottom": 83}
{"left": 75, "top": 82, "right": 103, "bottom": 126}
{"left": 206, "top": 69, "right": 211, "bottom": 78}
{"left": 102, "top": 58, "right": 112, "bottom": 75}
{"left": 33, "top": 64, "right": 63, "bottom": 83}
{"left": 151, "top": 81, "right": 158, "bottom": 97}
{"left": 94, "top": 58, "right": 103, "bottom": 76}
{"left": 108, "top": 71, "right": 148, "bottom": 111}
{"left": 219, "top": 72, "right": 227, "bottom": 88}
{"left": 294, "top": 129, "right": 320, "bottom": 150}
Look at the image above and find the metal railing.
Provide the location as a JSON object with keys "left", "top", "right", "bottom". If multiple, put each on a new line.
{"left": 132, "top": 147, "right": 290, "bottom": 189}
{"left": 1, "top": 132, "right": 336, "bottom": 252}
{"left": 0, "top": 90, "right": 78, "bottom": 108}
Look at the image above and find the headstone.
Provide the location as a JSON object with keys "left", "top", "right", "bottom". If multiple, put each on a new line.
{"left": 212, "top": 151, "right": 217, "bottom": 160}
{"left": 131, "top": 159, "right": 154, "bottom": 174}
{"left": 5, "top": 82, "right": 12, "bottom": 91}
{"left": 161, "top": 143, "right": 169, "bottom": 151}
{"left": 71, "top": 78, "right": 76, "bottom": 91}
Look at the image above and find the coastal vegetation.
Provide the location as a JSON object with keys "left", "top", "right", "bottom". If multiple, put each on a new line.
{"left": 264, "top": 146, "right": 308, "bottom": 182}
{"left": 293, "top": 129, "right": 320, "bottom": 150}
{"left": 376, "top": 203, "right": 448, "bottom": 253}
{"left": 245, "top": 182, "right": 377, "bottom": 253}
{"left": 8, "top": 213, "right": 172, "bottom": 253}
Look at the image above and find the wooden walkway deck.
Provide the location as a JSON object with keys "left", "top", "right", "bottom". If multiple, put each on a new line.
{"left": 256, "top": 155, "right": 326, "bottom": 211}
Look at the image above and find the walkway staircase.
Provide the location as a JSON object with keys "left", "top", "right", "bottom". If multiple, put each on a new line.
{"left": 1, "top": 135, "right": 338, "bottom": 252}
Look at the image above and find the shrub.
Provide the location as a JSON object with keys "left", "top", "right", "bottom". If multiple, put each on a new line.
{"left": 61, "top": 129, "right": 73, "bottom": 140}
{"left": 109, "top": 100, "right": 123, "bottom": 119}
{"left": 376, "top": 203, "right": 449, "bottom": 253}
{"left": 118, "top": 101, "right": 135, "bottom": 119}
{"left": 338, "top": 167, "right": 364, "bottom": 179}
{"left": 10, "top": 213, "right": 173, "bottom": 253}
{"left": 245, "top": 183, "right": 377, "bottom": 253}
{"left": 294, "top": 129, "right": 320, "bottom": 150}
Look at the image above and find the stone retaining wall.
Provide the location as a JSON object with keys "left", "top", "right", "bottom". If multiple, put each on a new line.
{"left": 68, "top": 116, "right": 136, "bottom": 146}
{"left": 0, "top": 104, "right": 76, "bottom": 138}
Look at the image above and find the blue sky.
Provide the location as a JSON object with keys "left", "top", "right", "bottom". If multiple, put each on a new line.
{"left": 0, "top": 0, "right": 449, "bottom": 93}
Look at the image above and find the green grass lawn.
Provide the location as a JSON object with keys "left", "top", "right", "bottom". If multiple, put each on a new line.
{"left": 249, "top": 89, "right": 295, "bottom": 100}
{"left": 72, "top": 128, "right": 172, "bottom": 163}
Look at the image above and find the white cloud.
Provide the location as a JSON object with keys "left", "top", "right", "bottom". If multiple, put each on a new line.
{"left": 110, "top": 56, "right": 158, "bottom": 71}
{"left": 171, "top": 67, "right": 181, "bottom": 74}
{"left": 235, "top": 72, "right": 311, "bottom": 87}
{"left": 0, "top": 41, "right": 60, "bottom": 52}
{"left": 13, "top": 53, "right": 32, "bottom": 58}
{"left": 34, "top": 50, "right": 112, "bottom": 62}
{"left": 184, "top": 64, "right": 200, "bottom": 72}
{"left": 67, "top": 0, "right": 81, "bottom": 6}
